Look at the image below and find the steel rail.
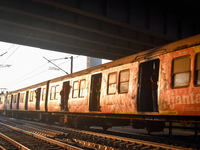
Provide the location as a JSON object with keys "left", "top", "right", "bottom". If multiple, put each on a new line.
{"left": 0, "top": 132, "right": 30, "bottom": 150}
{"left": 0, "top": 122, "right": 83, "bottom": 150}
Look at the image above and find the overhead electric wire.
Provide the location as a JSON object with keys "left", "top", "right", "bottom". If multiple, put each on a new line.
{"left": 2, "top": 62, "right": 49, "bottom": 87}
{"left": 3, "top": 56, "right": 79, "bottom": 89}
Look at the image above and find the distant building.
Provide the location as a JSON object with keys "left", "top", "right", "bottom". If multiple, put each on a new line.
{"left": 87, "top": 57, "right": 102, "bottom": 68}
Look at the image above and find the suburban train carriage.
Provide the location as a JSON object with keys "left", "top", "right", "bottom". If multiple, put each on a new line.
{"left": 68, "top": 74, "right": 90, "bottom": 112}
{"left": 0, "top": 94, "right": 5, "bottom": 110}
{"left": 26, "top": 81, "right": 49, "bottom": 111}
{"left": 18, "top": 91, "right": 26, "bottom": 110}
{"left": 0, "top": 34, "right": 200, "bottom": 132}
{"left": 11, "top": 93, "right": 19, "bottom": 110}
{"left": 27, "top": 87, "right": 38, "bottom": 111}
{"left": 159, "top": 45, "right": 200, "bottom": 115}
{"left": 5, "top": 93, "right": 12, "bottom": 110}
{"left": 47, "top": 80, "right": 63, "bottom": 112}
{"left": 39, "top": 84, "right": 49, "bottom": 111}
{"left": 100, "top": 62, "right": 138, "bottom": 113}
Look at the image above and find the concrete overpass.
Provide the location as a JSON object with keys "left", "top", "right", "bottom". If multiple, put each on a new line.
{"left": 0, "top": 0, "right": 200, "bottom": 60}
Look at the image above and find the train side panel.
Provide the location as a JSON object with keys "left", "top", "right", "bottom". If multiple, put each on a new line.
{"left": 0, "top": 95, "right": 5, "bottom": 110}
{"left": 39, "top": 85, "right": 47, "bottom": 111}
{"left": 100, "top": 62, "right": 138, "bottom": 113}
{"left": 18, "top": 91, "right": 26, "bottom": 110}
{"left": 47, "top": 81, "right": 62, "bottom": 112}
{"left": 11, "top": 93, "right": 18, "bottom": 110}
{"left": 27, "top": 88, "right": 37, "bottom": 111}
{"left": 6, "top": 94, "right": 11, "bottom": 110}
{"left": 159, "top": 46, "right": 200, "bottom": 115}
{"left": 68, "top": 74, "right": 90, "bottom": 112}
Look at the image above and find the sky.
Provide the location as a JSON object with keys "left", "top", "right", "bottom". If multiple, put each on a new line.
{"left": 0, "top": 41, "right": 111, "bottom": 92}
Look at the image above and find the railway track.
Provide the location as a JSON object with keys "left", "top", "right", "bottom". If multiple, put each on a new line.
{"left": 0, "top": 117, "right": 198, "bottom": 150}
{"left": 0, "top": 120, "right": 82, "bottom": 149}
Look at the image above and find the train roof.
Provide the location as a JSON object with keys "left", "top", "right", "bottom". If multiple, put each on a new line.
{"left": 8, "top": 34, "right": 200, "bottom": 94}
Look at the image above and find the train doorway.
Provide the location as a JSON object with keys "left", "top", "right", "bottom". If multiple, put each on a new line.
{"left": 60, "top": 81, "right": 70, "bottom": 111}
{"left": 137, "top": 59, "right": 160, "bottom": 112}
{"left": 25, "top": 91, "right": 29, "bottom": 110}
{"left": 17, "top": 93, "right": 20, "bottom": 110}
{"left": 36, "top": 88, "right": 41, "bottom": 110}
{"left": 89, "top": 73, "right": 102, "bottom": 111}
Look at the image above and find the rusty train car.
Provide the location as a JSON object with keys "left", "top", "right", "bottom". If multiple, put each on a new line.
{"left": 0, "top": 34, "right": 200, "bottom": 132}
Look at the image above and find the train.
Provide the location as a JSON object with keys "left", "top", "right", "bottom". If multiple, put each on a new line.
{"left": 0, "top": 34, "right": 200, "bottom": 133}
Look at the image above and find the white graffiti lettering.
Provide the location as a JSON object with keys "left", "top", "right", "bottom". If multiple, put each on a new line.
{"left": 181, "top": 106, "right": 200, "bottom": 111}
{"left": 167, "top": 92, "right": 200, "bottom": 109}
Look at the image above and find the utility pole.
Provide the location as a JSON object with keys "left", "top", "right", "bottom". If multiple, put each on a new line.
{"left": 44, "top": 56, "right": 73, "bottom": 74}
{"left": 70, "top": 56, "right": 73, "bottom": 74}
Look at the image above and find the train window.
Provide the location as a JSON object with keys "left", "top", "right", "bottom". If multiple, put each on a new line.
{"left": 42, "top": 88, "right": 46, "bottom": 101}
{"left": 172, "top": 55, "right": 191, "bottom": 88}
{"left": 79, "top": 79, "right": 86, "bottom": 98}
{"left": 195, "top": 53, "right": 200, "bottom": 85}
{"left": 72, "top": 81, "right": 79, "bottom": 98}
{"left": 50, "top": 85, "right": 60, "bottom": 100}
{"left": 0, "top": 97, "right": 2, "bottom": 104}
{"left": 119, "top": 69, "right": 130, "bottom": 93}
{"left": 20, "top": 93, "right": 25, "bottom": 103}
{"left": 50, "top": 86, "right": 55, "bottom": 100}
{"left": 108, "top": 72, "right": 117, "bottom": 94}
{"left": 29, "top": 91, "right": 35, "bottom": 102}
{"left": 55, "top": 85, "right": 60, "bottom": 100}
{"left": 7, "top": 95, "right": 11, "bottom": 104}
{"left": 13, "top": 95, "right": 17, "bottom": 103}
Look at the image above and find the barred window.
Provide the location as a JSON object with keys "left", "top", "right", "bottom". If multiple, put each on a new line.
{"left": 0, "top": 97, "right": 3, "bottom": 104}
{"left": 108, "top": 72, "right": 117, "bottom": 94}
{"left": 7, "top": 95, "right": 11, "bottom": 104}
{"left": 55, "top": 85, "right": 60, "bottom": 100}
{"left": 195, "top": 53, "right": 200, "bottom": 85}
{"left": 42, "top": 88, "right": 46, "bottom": 101}
{"left": 29, "top": 91, "right": 35, "bottom": 102}
{"left": 20, "top": 93, "right": 25, "bottom": 103}
{"left": 13, "top": 94, "right": 17, "bottom": 103}
{"left": 50, "top": 86, "right": 60, "bottom": 100}
{"left": 72, "top": 81, "right": 79, "bottom": 98}
{"left": 50, "top": 86, "right": 55, "bottom": 100}
{"left": 119, "top": 70, "right": 130, "bottom": 93}
{"left": 172, "top": 55, "right": 191, "bottom": 88}
{"left": 79, "top": 79, "right": 86, "bottom": 97}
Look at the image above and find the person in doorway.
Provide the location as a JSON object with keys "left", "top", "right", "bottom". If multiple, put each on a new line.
{"left": 95, "top": 78, "right": 101, "bottom": 111}
{"left": 150, "top": 70, "right": 158, "bottom": 112}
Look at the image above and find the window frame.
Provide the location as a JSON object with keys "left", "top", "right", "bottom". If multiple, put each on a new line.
{"left": 0, "top": 97, "right": 3, "bottom": 104}
{"left": 119, "top": 69, "right": 130, "bottom": 94}
{"left": 50, "top": 86, "right": 55, "bottom": 100}
{"left": 72, "top": 81, "right": 79, "bottom": 98}
{"left": 55, "top": 85, "right": 60, "bottom": 100}
{"left": 195, "top": 52, "right": 200, "bottom": 86}
{"left": 171, "top": 55, "right": 191, "bottom": 88}
{"left": 107, "top": 72, "right": 117, "bottom": 95}
{"left": 50, "top": 85, "right": 60, "bottom": 100}
{"left": 42, "top": 88, "right": 46, "bottom": 101}
{"left": 7, "top": 95, "right": 11, "bottom": 104}
{"left": 12, "top": 94, "right": 17, "bottom": 103}
{"left": 79, "top": 79, "right": 86, "bottom": 98}
{"left": 29, "top": 91, "right": 35, "bottom": 102}
{"left": 20, "top": 93, "right": 25, "bottom": 103}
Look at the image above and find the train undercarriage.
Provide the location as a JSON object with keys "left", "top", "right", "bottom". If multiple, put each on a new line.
{"left": 0, "top": 110, "right": 199, "bottom": 141}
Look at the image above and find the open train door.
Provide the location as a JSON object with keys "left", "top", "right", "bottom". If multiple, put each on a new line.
{"left": 25, "top": 91, "right": 29, "bottom": 110}
{"left": 137, "top": 59, "right": 160, "bottom": 112}
{"left": 60, "top": 81, "right": 70, "bottom": 111}
{"left": 89, "top": 73, "right": 102, "bottom": 111}
{"left": 36, "top": 88, "right": 41, "bottom": 110}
